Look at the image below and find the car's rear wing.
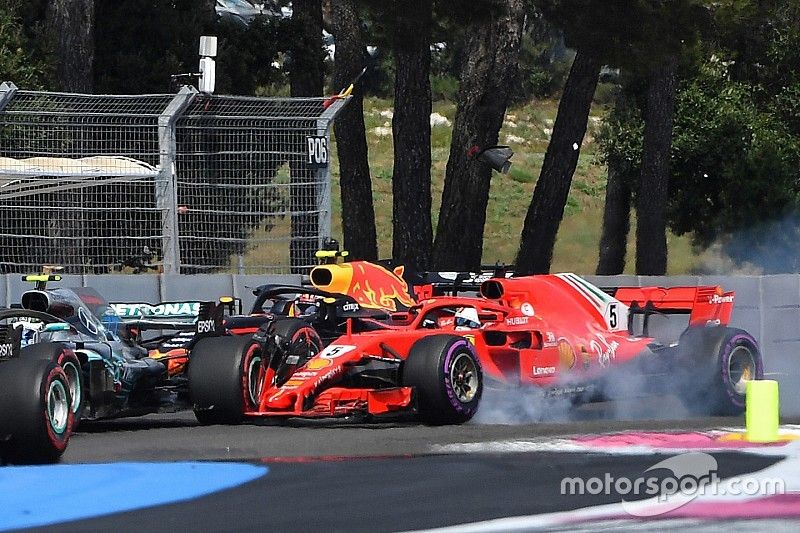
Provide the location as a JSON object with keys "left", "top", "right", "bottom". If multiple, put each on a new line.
{"left": 606, "top": 286, "right": 735, "bottom": 328}
{"left": 193, "top": 300, "right": 230, "bottom": 339}
{"left": 0, "top": 321, "right": 22, "bottom": 361}
{"left": 109, "top": 301, "right": 207, "bottom": 331}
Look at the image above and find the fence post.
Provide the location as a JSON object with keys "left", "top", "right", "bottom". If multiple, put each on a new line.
{"left": 315, "top": 97, "right": 351, "bottom": 249}
{"left": 157, "top": 86, "right": 197, "bottom": 274}
{"left": 0, "top": 82, "right": 18, "bottom": 112}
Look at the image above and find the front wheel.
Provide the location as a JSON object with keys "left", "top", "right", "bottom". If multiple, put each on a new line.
{"left": 266, "top": 319, "right": 324, "bottom": 387}
{"left": 189, "top": 336, "right": 260, "bottom": 425}
{"left": 0, "top": 358, "right": 74, "bottom": 464}
{"left": 402, "top": 335, "right": 483, "bottom": 425}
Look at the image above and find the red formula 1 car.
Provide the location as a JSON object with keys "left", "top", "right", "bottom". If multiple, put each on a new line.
{"left": 188, "top": 261, "right": 763, "bottom": 425}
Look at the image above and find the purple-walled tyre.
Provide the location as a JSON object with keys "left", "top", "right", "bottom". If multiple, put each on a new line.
{"left": 402, "top": 335, "right": 482, "bottom": 425}
{"left": 677, "top": 327, "right": 763, "bottom": 416}
{"left": 717, "top": 330, "right": 763, "bottom": 414}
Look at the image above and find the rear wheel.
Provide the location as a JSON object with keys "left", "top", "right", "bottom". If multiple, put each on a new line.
{"left": 23, "top": 343, "right": 84, "bottom": 425}
{"left": 402, "top": 335, "right": 482, "bottom": 425}
{"left": 0, "top": 358, "right": 73, "bottom": 464}
{"left": 677, "top": 327, "right": 763, "bottom": 415}
{"left": 189, "top": 336, "right": 258, "bottom": 425}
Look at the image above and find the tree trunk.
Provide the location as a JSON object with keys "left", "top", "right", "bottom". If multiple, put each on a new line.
{"left": 391, "top": 2, "right": 433, "bottom": 272}
{"left": 290, "top": 0, "right": 325, "bottom": 97}
{"left": 596, "top": 161, "right": 631, "bottom": 275}
{"left": 330, "top": 0, "right": 378, "bottom": 261}
{"left": 44, "top": 0, "right": 94, "bottom": 272}
{"left": 45, "top": 0, "right": 94, "bottom": 93}
{"left": 635, "top": 61, "right": 677, "bottom": 275}
{"left": 289, "top": 0, "right": 325, "bottom": 272}
{"left": 515, "top": 49, "right": 601, "bottom": 275}
{"left": 433, "top": 0, "right": 525, "bottom": 271}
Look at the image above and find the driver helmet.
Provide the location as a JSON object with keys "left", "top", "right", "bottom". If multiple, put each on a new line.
{"left": 291, "top": 294, "right": 318, "bottom": 317}
{"left": 454, "top": 307, "right": 480, "bottom": 330}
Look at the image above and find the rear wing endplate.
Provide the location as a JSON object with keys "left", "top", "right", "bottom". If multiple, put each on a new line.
{"left": 0, "top": 323, "right": 22, "bottom": 361}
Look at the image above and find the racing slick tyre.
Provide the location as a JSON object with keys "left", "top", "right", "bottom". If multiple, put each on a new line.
{"left": 0, "top": 358, "right": 73, "bottom": 464}
{"left": 189, "top": 336, "right": 260, "bottom": 425}
{"left": 23, "top": 343, "right": 84, "bottom": 426}
{"left": 267, "top": 318, "right": 324, "bottom": 387}
{"left": 676, "top": 327, "right": 763, "bottom": 416}
{"left": 402, "top": 335, "right": 482, "bottom": 425}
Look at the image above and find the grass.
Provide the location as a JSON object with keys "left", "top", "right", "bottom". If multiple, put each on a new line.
{"left": 327, "top": 96, "right": 703, "bottom": 275}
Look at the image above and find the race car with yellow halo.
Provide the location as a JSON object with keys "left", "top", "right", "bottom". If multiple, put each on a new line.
{"left": 189, "top": 253, "right": 763, "bottom": 425}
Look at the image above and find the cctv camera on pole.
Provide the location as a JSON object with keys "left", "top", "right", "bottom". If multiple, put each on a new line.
{"left": 169, "top": 36, "right": 219, "bottom": 92}
{"left": 198, "top": 36, "right": 217, "bottom": 94}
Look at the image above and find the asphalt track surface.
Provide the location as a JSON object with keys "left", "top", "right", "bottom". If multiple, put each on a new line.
{"left": 9, "top": 397, "right": 800, "bottom": 532}
{"left": 37, "top": 452, "right": 782, "bottom": 532}
{"left": 64, "top": 408, "right": 761, "bottom": 463}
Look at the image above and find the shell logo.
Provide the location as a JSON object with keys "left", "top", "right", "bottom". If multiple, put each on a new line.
{"left": 306, "top": 358, "right": 331, "bottom": 370}
{"left": 558, "top": 338, "right": 576, "bottom": 369}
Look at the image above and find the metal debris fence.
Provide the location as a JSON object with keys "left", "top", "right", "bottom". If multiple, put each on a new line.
{"left": 0, "top": 81, "right": 348, "bottom": 274}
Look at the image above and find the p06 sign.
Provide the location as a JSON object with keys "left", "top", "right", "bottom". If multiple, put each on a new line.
{"left": 306, "top": 135, "right": 329, "bottom": 168}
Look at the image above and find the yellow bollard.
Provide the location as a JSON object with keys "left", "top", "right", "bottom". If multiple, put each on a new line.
{"left": 745, "top": 380, "right": 780, "bottom": 442}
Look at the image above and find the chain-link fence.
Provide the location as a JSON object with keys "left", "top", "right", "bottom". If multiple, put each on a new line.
{"left": 0, "top": 81, "right": 348, "bottom": 274}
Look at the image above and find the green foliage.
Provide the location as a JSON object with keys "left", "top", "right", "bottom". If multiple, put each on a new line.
{"left": 516, "top": 55, "right": 573, "bottom": 101}
{"left": 600, "top": 53, "right": 800, "bottom": 272}
{"left": 94, "top": 1, "right": 286, "bottom": 95}
{"left": 430, "top": 74, "right": 459, "bottom": 101}
{"left": 216, "top": 16, "right": 287, "bottom": 95}
{"left": 534, "top": 0, "right": 710, "bottom": 69}
{"left": 592, "top": 81, "right": 619, "bottom": 106}
{"left": 0, "top": 1, "right": 49, "bottom": 88}
{"left": 94, "top": 1, "right": 208, "bottom": 93}
{"left": 595, "top": 0, "right": 800, "bottom": 272}
{"left": 669, "top": 59, "right": 800, "bottom": 271}
{"left": 509, "top": 167, "right": 537, "bottom": 183}
{"left": 362, "top": 51, "right": 395, "bottom": 98}
{"left": 509, "top": 10, "right": 572, "bottom": 101}
{"left": 596, "top": 92, "right": 645, "bottom": 187}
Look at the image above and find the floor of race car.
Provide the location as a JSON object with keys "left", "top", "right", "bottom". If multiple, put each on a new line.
{"left": 4, "top": 395, "right": 800, "bottom": 532}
